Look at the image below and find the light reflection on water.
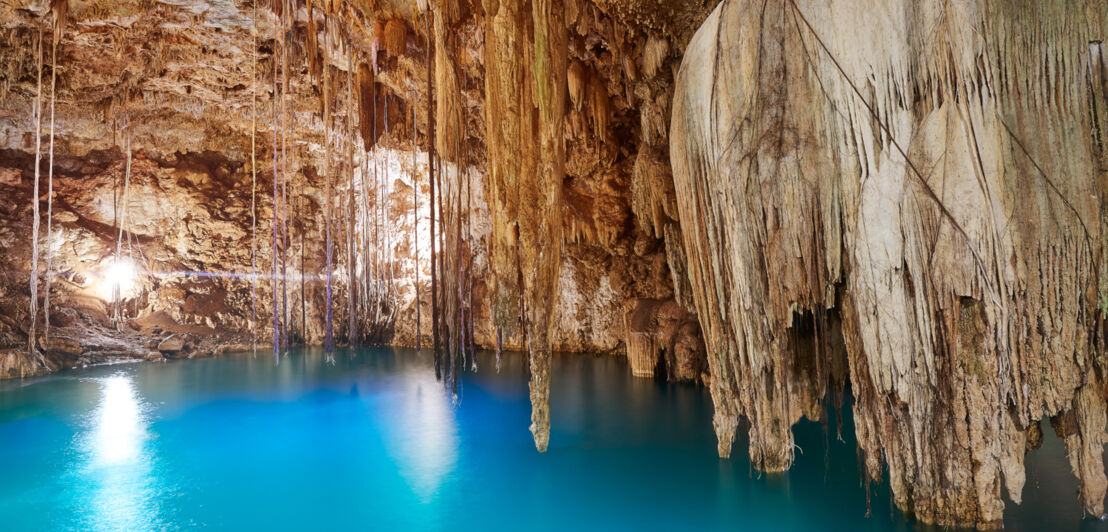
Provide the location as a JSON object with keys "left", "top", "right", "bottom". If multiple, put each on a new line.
{"left": 0, "top": 347, "right": 1103, "bottom": 531}
{"left": 86, "top": 375, "right": 148, "bottom": 467}
{"left": 380, "top": 370, "right": 458, "bottom": 502}
{"left": 75, "top": 374, "right": 163, "bottom": 531}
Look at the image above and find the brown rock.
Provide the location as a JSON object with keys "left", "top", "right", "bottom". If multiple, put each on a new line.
{"left": 40, "top": 336, "right": 82, "bottom": 357}
{"left": 157, "top": 335, "right": 186, "bottom": 353}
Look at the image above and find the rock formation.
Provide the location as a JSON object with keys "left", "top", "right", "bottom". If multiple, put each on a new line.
{"left": 0, "top": 1, "right": 707, "bottom": 400}
{"left": 671, "top": 0, "right": 1108, "bottom": 527}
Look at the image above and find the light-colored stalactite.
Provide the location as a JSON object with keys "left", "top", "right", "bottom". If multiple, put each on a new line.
{"left": 670, "top": 0, "right": 1108, "bottom": 527}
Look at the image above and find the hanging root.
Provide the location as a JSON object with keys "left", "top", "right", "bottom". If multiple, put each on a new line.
{"left": 27, "top": 26, "right": 44, "bottom": 364}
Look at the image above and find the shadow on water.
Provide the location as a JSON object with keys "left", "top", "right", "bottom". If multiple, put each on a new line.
{"left": 0, "top": 346, "right": 1104, "bottom": 530}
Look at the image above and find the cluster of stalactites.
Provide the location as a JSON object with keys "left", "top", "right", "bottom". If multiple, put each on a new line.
{"left": 670, "top": 0, "right": 1108, "bottom": 528}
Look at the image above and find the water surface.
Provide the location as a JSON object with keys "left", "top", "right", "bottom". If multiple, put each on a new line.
{"left": 0, "top": 347, "right": 1102, "bottom": 530}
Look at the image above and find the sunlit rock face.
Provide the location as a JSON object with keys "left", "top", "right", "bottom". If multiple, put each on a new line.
{"left": 671, "top": 0, "right": 1108, "bottom": 527}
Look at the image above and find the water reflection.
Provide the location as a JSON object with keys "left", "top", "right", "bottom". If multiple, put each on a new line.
{"left": 89, "top": 376, "right": 147, "bottom": 466}
{"left": 77, "top": 374, "right": 161, "bottom": 531}
{"left": 380, "top": 364, "right": 459, "bottom": 502}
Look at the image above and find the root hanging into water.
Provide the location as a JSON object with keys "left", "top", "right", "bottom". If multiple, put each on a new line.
{"left": 346, "top": 47, "right": 357, "bottom": 347}
{"left": 322, "top": 19, "right": 335, "bottom": 357}
{"left": 412, "top": 94, "right": 421, "bottom": 351}
{"left": 250, "top": 0, "right": 258, "bottom": 357}
{"left": 43, "top": 20, "right": 58, "bottom": 347}
{"left": 271, "top": 3, "right": 282, "bottom": 364}
{"left": 279, "top": 0, "right": 290, "bottom": 355}
{"left": 426, "top": 6, "right": 441, "bottom": 380}
{"left": 112, "top": 130, "right": 133, "bottom": 330}
{"left": 27, "top": 27, "right": 43, "bottom": 361}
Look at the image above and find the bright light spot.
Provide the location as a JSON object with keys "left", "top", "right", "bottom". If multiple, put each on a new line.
{"left": 98, "top": 258, "right": 138, "bottom": 300}
{"left": 89, "top": 375, "right": 148, "bottom": 466}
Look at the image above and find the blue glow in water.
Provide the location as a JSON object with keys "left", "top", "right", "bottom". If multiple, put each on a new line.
{"left": 0, "top": 347, "right": 1102, "bottom": 531}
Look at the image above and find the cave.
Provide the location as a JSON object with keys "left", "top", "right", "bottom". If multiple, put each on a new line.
{"left": 0, "top": 0, "right": 1106, "bottom": 529}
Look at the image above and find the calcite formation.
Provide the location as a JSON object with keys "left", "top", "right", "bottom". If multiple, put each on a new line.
{"left": 624, "top": 298, "right": 703, "bottom": 380}
{"left": 671, "top": 0, "right": 1108, "bottom": 527}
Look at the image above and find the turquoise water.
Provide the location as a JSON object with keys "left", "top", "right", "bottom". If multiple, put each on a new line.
{"left": 0, "top": 347, "right": 1102, "bottom": 531}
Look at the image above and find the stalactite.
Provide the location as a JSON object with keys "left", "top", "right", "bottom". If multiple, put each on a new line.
{"left": 382, "top": 20, "right": 407, "bottom": 57}
{"left": 669, "top": 0, "right": 1108, "bottom": 526}
{"left": 641, "top": 36, "right": 668, "bottom": 79}
{"left": 355, "top": 66, "right": 370, "bottom": 337}
{"left": 42, "top": 20, "right": 58, "bottom": 347}
{"left": 27, "top": 27, "right": 43, "bottom": 359}
{"left": 288, "top": 37, "right": 300, "bottom": 345}
{"left": 527, "top": 0, "right": 567, "bottom": 450}
{"left": 482, "top": 0, "right": 567, "bottom": 451}
{"left": 306, "top": 0, "right": 321, "bottom": 81}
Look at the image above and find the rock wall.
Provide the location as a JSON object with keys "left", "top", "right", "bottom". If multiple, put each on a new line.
{"left": 0, "top": 0, "right": 709, "bottom": 383}
{"left": 671, "top": 0, "right": 1108, "bottom": 527}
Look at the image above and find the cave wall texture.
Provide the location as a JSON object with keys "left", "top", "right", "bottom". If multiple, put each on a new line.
{"left": 1, "top": 0, "right": 1106, "bottom": 528}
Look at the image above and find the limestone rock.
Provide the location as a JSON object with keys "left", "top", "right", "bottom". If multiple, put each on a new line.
{"left": 157, "top": 335, "right": 185, "bottom": 353}
{"left": 671, "top": 0, "right": 1108, "bottom": 527}
{"left": 624, "top": 298, "right": 703, "bottom": 380}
